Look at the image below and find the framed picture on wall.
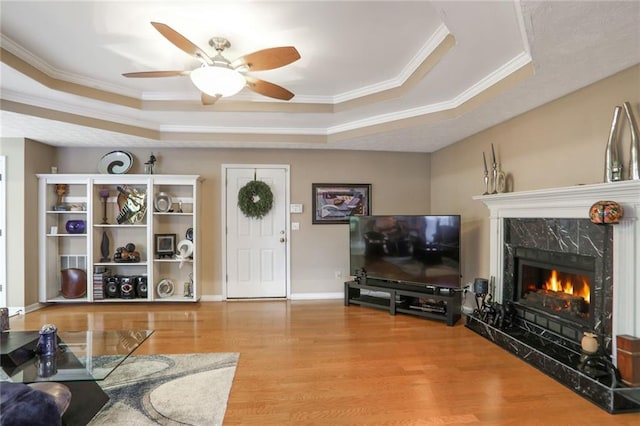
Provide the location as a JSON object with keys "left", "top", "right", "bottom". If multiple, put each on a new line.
{"left": 312, "top": 183, "right": 371, "bottom": 224}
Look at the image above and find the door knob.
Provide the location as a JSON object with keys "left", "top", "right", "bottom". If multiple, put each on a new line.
{"left": 280, "top": 237, "right": 286, "bottom": 243}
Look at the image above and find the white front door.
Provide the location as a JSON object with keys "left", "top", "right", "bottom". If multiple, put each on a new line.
{"left": 224, "top": 166, "right": 288, "bottom": 298}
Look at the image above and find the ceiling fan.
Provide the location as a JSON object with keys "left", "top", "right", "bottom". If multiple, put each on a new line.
{"left": 123, "top": 22, "right": 300, "bottom": 105}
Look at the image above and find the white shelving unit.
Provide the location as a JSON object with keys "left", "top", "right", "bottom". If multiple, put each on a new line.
{"left": 38, "top": 174, "right": 201, "bottom": 303}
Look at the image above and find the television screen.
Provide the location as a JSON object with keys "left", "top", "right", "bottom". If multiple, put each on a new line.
{"left": 349, "top": 215, "right": 461, "bottom": 288}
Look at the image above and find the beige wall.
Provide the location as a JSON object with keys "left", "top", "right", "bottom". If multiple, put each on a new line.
{"left": 0, "top": 138, "right": 25, "bottom": 308}
{"left": 25, "top": 140, "right": 56, "bottom": 303}
{"left": 0, "top": 138, "right": 56, "bottom": 309}
{"left": 51, "top": 148, "right": 431, "bottom": 297}
{"left": 430, "top": 64, "right": 640, "bottom": 285}
{"left": 9, "top": 64, "right": 639, "bottom": 306}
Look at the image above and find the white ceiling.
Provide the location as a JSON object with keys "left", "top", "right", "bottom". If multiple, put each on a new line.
{"left": 1, "top": 1, "right": 639, "bottom": 152}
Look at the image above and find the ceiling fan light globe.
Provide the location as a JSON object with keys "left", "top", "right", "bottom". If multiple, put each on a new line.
{"left": 190, "top": 66, "right": 245, "bottom": 97}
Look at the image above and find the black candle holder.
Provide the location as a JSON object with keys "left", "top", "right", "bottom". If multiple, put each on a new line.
{"left": 99, "top": 188, "right": 109, "bottom": 224}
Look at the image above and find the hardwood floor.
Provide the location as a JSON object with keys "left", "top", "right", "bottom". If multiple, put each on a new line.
{"left": 9, "top": 301, "right": 640, "bottom": 425}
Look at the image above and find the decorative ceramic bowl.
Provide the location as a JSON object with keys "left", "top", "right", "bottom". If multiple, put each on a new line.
{"left": 61, "top": 268, "right": 87, "bottom": 298}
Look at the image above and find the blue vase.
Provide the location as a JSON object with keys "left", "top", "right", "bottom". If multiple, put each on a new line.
{"left": 65, "top": 219, "right": 86, "bottom": 234}
{"left": 36, "top": 324, "right": 58, "bottom": 356}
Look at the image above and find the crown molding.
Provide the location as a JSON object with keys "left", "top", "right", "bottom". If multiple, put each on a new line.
{"left": 331, "top": 23, "right": 452, "bottom": 103}
{"left": 0, "top": 34, "right": 142, "bottom": 98}
{"left": 160, "top": 125, "right": 327, "bottom": 135}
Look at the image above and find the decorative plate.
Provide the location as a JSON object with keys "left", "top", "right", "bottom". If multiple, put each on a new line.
{"left": 154, "top": 192, "right": 173, "bottom": 213}
{"left": 98, "top": 151, "right": 133, "bottom": 174}
{"left": 157, "top": 279, "right": 174, "bottom": 298}
{"left": 176, "top": 239, "right": 194, "bottom": 258}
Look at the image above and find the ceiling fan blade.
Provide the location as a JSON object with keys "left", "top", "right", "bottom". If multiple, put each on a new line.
{"left": 201, "top": 93, "right": 221, "bottom": 105}
{"left": 232, "top": 46, "right": 300, "bottom": 71}
{"left": 150, "top": 22, "right": 211, "bottom": 63}
{"left": 122, "top": 70, "right": 189, "bottom": 78}
{"left": 244, "top": 76, "right": 294, "bottom": 101}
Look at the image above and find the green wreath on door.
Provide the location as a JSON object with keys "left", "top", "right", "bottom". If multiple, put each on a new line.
{"left": 238, "top": 180, "right": 274, "bottom": 219}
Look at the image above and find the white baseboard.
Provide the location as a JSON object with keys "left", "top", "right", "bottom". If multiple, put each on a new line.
{"left": 7, "top": 306, "right": 25, "bottom": 316}
{"left": 199, "top": 295, "right": 224, "bottom": 302}
{"left": 5, "top": 302, "right": 41, "bottom": 316}
{"left": 7, "top": 295, "right": 342, "bottom": 310}
{"left": 290, "top": 292, "right": 343, "bottom": 300}
{"left": 199, "top": 293, "right": 344, "bottom": 301}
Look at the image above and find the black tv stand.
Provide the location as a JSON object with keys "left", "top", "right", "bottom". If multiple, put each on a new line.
{"left": 344, "top": 278, "right": 461, "bottom": 326}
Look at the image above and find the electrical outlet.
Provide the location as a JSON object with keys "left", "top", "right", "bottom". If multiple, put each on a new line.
{"left": 335, "top": 270, "right": 342, "bottom": 279}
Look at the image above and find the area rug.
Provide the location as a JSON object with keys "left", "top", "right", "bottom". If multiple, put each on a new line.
{"left": 88, "top": 353, "right": 239, "bottom": 426}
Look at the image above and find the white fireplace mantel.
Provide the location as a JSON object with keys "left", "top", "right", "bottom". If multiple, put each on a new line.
{"left": 473, "top": 180, "right": 640, "bottom": 350}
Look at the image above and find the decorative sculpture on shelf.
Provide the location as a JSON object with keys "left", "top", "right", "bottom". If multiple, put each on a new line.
{"left": 144, "top": 152, "right": 157, "bottom": 175}
{"left": 624, "top": 101, "right": 640, "bottom": 181}
{"left": 54, "top": 184, "right": 68, "bottom": 210}
{"left": 116, "top": 186, "right": 147, "bottom": 224}
{"left": 480, "top": 144, "right": 507, "bottom": 195}
{"left": 482, "top": 152, "right": 490, "bottom": 195}
{"left": 184, "top": 273, "right": 194, "bottom": 298}
{"left": 113, "top": 243, "right": 141, "bottom": 263}
{"left": 99, "top": 188, "right": 110, "bottom": 224}
{"left": 604, "top": 101, "right": 640, "bottom": 182}
{"left": 604, "top": 106, "right": 623, "bottom": 182}
{"left": 490, "top": 144, "right": 498, "bottom": 194}
{"left": 100, "top": 231, "right": 111, "bottom": 262}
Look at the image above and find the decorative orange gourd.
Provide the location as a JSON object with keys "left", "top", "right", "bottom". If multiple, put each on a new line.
{"left": 589, "top": 200, "right": 623, "bottom": 224}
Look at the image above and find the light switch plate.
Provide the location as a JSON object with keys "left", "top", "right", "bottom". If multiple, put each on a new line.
{"left": 290, "top": 203, "right": 303, "bottom": 213}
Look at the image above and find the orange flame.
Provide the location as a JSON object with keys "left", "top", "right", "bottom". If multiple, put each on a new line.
{"left": 543, "top": 269, "right": 590, "bottom": 304}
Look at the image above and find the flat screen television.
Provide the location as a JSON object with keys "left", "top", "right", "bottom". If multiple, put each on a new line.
{"left": 349, "top": 215, "right": 461, "bottom": 288}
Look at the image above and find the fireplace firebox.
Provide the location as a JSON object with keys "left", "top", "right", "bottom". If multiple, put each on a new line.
{"left": 515, "top": 248, "right": 595, "bottom": 329}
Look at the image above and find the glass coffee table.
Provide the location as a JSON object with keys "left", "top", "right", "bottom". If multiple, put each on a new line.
{"left": 1, "top": 329, "right": 153, "bottom": 424}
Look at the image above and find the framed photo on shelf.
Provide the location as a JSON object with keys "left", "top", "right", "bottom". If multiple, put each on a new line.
{"left": 155, "top": 233, "right": 176, "bottom": 258}
{"left": 312, "top": 183, "right": 371, "bottom": 224}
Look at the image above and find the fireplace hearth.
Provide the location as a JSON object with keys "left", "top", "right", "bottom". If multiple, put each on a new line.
{"left": 470, "top": 181, "right": 640, "bottom": 413}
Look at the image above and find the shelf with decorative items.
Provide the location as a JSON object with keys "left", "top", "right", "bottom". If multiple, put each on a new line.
{"left": 150, "top": 177, "right": 201, "bottom": 301}
{"left": 38, "top": 175, "right": 90, "bottom": 302}
{"left": 90, "top": 175, "right": 150, "bottom": 302}
{"left": 37, "top": 174, "right": 201, "bottom": 304}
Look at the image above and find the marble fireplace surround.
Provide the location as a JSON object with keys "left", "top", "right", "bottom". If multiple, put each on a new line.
{"left": 468, "top": 181, "right": 640, "bottom": 413}
{"left": 474, "top": 180, "right": 640, "bottom": 362}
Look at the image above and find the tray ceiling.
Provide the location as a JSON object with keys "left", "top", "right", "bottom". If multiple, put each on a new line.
{"left": 1, "top": 1, "right": 639, "bottom": 152}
